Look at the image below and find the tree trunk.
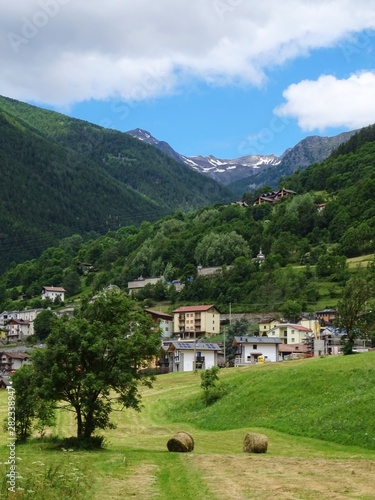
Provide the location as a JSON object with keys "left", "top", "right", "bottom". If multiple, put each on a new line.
{"left": 75, "top": 406, "right": 83, "bottom": 438}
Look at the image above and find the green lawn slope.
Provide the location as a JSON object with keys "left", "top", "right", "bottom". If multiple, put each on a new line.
{"left": 156, "top": 352, "right": 375, "bottom": 450}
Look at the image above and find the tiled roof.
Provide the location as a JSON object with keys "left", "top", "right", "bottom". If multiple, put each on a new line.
{"left": 173, "top": 305, "right": 217, "bottom": 313}
{"left": 42, "top": 286, "right": 66, "bottom": 292}
{"left": 279, "top": 343, "right": 309, "bottom": 353}
{"left": 274, "top": 323, "right": 312, "bottom": 332}
{"left": 1, "top": 352, "right": 30, "bottom": 359}
{"left": 6, "top": 319, "right": 30, "bottom": 325}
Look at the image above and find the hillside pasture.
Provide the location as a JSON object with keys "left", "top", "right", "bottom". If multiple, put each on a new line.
{"left": 1, "top": 354, "right": 375, "bottom": 499}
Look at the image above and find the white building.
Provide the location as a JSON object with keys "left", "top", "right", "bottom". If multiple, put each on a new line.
{"left": 41, "top": 286, "right": 66, "bottom": 302}
{"left": 0, "top": 311, "right": 18, "bottom": 328}
{"left": 167, "top": 341, "right": 221, "bottom": 372}
{"left": 233, "top": 336, "right": 282, "bottom": 364}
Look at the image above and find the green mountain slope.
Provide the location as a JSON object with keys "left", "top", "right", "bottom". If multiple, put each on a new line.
{"left": 0, "top": 95, "right": 233, "bottom": 270}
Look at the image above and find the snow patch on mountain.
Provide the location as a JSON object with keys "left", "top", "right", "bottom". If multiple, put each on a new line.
{"left": 126, "top": 128, "right": 281, "bottom": 185}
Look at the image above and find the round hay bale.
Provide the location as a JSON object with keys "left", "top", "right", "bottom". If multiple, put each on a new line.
{"left": 243, "top": 433, "right": 268, "bottom": 453}
{"left": 167, "top": 431, "right": 194, "bottom": 453}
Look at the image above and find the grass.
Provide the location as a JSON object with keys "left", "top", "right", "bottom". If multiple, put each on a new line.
{"left": 347, "top": 253, "right": 375, "bottom": 268}
{"left": 160, "top": 354, "right": 375, "bottom": 449}
{"left": 1, "top": 353, "right": 375, "bottom": 498}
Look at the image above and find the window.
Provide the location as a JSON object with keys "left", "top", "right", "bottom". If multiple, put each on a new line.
{"left": 252, "top": 345, "right": 257, "bottom": 350}
{"left": 291, "top": 338, "right": 295, "bottom": 342}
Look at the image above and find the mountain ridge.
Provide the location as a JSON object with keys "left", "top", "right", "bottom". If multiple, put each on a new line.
{"left": 127, "top": 127, "right": 357, "bottom": 190}
{"left": 127, "top": 128, "right": 281, "bottom": 185}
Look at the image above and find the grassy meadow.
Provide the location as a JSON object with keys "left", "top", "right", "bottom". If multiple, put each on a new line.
{"left": 1, "top": 353, "right": 375, "bottom": 499}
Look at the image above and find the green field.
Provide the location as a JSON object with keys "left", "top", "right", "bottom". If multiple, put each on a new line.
{"left": 1, "top": 353, "right": 375, "bottom": 499}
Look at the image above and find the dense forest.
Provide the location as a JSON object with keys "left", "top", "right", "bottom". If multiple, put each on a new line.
{"left": 0, "top": 96, "right": 233, "bottom": 271}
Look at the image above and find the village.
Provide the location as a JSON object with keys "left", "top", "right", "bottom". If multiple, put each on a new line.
{"left": 0, "top": 281, "right": 370, "bottom": 386}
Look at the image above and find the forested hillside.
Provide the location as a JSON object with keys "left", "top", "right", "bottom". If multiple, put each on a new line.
{"left": 0, "top": 96, "right": 233, "bottom": 271}
{"left": 228, "top": 130, "right": 356, "bottom": 195}
{"left": 1, "top": 120, "right": 375, "bottom": 316}
{"left": 284, "top": 128, "right": 375, "bottom": 258}
{"left": 0, "top": 112, "right": 374, "bottom": 317}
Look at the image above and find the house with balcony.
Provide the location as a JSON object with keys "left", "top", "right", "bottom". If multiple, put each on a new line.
{"left": 172, "top": 305, "right": 221, "bottom": 340}
{"left": 267, "top": 323, "right": 312, "bottom": 344}
{"left": 167, "top": 341, "right": 221, "bottom": 372}
{"left": 233, "top": 336, "right": 282, "bottom": 365}
{"left": 5, "top": 319, "right": 31, "bottom": 342}
{"left": 0, "top": 351, "right": 30, "bottom": 373}
{"left": 315, "top": 309, "right": 337, "bottom": 326}
{"left": 253, "top": 187, "right": 296, "bottom": 206}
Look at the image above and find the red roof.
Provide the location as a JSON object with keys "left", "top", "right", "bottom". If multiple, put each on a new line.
{"left": 173, "top": 305, "right": 216, "bottom": 313}
{"left": 6, "top": 319, "right": 30, "bottom": 325}
{"left": 276, "top": 323, "right": 312, "bottom": 332}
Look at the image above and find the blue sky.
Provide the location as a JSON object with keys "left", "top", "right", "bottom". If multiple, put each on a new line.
{"left": 2, "top": 1, "right": 375, "bottom": 159}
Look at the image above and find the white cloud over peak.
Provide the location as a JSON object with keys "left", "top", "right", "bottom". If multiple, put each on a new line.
{"left": 275, "top": 72, "right": 375, "bottom": 131}
{"left": 1, "top": 0, "right": 375, "bottom": 106}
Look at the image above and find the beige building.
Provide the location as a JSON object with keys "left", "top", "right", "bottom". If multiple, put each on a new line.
{"left": 173, "top": 305, "right": 221, "bottom": 340}
{"left": 268, "top": 323, "right": 312, "bottom": 344}
{"left": 258, "top": 317, "right": 281, "bottom": 335}
{"left": 0, "top": 352, "right": 30, "bottom": 373}
{"left": 5, "top": 319, "right": 31, "bottom": 342}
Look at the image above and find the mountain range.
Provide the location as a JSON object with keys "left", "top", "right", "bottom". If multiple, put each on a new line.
{"left": 127, "top": 128, "right": 281, "bottom": 185}
{"left": 127, "top": 128, "right": 356, "bottom": 190}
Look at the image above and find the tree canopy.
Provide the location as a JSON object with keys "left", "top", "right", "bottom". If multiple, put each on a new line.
{"left": 335, "top": 264, "right": 375, "bottom": 354}
{"left": 31, "top": 291, "right": 161, "bottom": 440}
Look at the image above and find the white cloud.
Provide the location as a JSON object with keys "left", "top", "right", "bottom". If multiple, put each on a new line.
{"left": 1, "top": 0, "right": 375, "bottom": 106}
{"left": 275, "top": 72, "right": 375, "bottom": 130}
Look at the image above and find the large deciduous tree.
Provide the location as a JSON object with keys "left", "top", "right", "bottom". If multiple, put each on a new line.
{"left": 32, "top": 291, "right": 161, "bottom": 439}
{"left": 335, "top": 265, "right": 375, "bottom": 355}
